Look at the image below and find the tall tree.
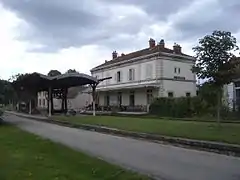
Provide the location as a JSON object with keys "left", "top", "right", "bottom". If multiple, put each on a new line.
{"left": 192, "top": 30, "right": 240, "bottom": 123}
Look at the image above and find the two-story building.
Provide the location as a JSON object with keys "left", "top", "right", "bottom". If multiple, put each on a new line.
{"left": 91, "top": 38, "right": 196, "bottom": 110}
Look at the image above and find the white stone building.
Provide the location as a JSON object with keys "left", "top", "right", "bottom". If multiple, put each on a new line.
{"left": 91, "top": 38, "right": 196, "bottom": 109}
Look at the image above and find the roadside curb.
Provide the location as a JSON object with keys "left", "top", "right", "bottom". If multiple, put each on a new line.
{"left": 6, "top": 111, "right": 240, "bottom": 157}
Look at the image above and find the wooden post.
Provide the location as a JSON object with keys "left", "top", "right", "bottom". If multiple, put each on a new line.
{"left": 92, "top": 85, "right": 96, "bottom": 116}
{"left": 29, "top": 99, "right": 32, "bottom": 114}
{"left": 64, "top": 88, "right": 68, "bottom": 114}
{"left": 48, "top": 87, "right": 52, "bottom": 117}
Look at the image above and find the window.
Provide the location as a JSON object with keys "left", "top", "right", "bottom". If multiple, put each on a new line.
{"left": 129, "top": 68, "right": 135, "bottom": 81}
{"left": 129, "top": 91, "right": 135, "bottom": 106}
{"left": 104, "top": 95, "right": 110, "bottom": 106}
{"left": 116, "top": 71, "right": 121, "bottom": 82}
{"left": 168, "top": 92, "right": 174, "bottom": 98}
{"left": 146, "top": 64, "right": 152, "bottom": 79}
{"left": 174, "top": 67, "right": 180, "bottom": 74}
{"left": 147, "top": 90, "right": 153, "bottom": 104}
{"left": 43, "top": 99, "right": 46, "bottom": 106}
{"left": 39, "top": 99, "right": 41, "bottom": 106}
{"left": 186, "top": 92, "right": 191, "bottom": 97}
{"left": 235, "top": 81, "right": 240, "bottom": 88}
{"left": 117, "top": 92, "right": 122, "bottom": 106}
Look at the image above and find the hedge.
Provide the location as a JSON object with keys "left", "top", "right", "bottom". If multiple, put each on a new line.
{"left": 149, "top": 97, "right": 211, "bottom": 118}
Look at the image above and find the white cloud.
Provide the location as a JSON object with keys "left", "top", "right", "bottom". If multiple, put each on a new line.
{"left": 0, "top": 4, "right": 112, "bottom": 79}
{"left": 0, "top": 0, "right": 239, "bottom": 81}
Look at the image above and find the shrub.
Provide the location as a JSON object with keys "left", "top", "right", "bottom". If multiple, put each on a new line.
{"left": 149, "top": 97, "right": 215, "bottom": 118}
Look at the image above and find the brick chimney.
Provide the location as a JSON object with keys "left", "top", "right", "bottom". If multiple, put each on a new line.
{"left": 149, "top": 38, "right": 156, "bottom": 48}
{"left": 159, "top": 39, "right": 165, "bottom": 49}
{"left": 112, "top": 51, "right": 118, "bottom": 59}
{"left": 173, "top": 43, "right": 182, "bottom": 54}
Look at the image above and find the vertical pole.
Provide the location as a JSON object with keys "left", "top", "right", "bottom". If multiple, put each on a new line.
{"left": 92, "top": 85, "right": 96, "bottom": 116}
{"left": 49, "top": 87, "right": 52, "bottom": 117}
{"left": 64, "top": 88, "right": 68, "bottom": 114}
{"left": 29, "top": 99, "right": 32, "bottom": 114}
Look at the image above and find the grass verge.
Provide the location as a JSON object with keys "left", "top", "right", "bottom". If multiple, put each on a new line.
{"left": 54, "top": 116, "right": 240, "bottom": 145}
{"left": 0, "top": 124, "right": 149, "bottom": 180}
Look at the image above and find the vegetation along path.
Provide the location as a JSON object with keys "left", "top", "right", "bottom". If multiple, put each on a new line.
{"left": 4, "top": 114, "right": 240, "bottom": 180}
{"left": 54, "top": 115, "right": 240, "bottom": 145}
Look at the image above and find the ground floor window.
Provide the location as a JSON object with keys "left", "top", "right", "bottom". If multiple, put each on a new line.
{"left": 168, "top": 92, "right": 174, "bottom": 98}
{"left": 129, "top": 91, "right": 135, "bottom": 106}
{"left": 147, "top": 89, "right": 153, "bottom": 104}
{"left": 186, "top": 92, "right": 191, "bottom": 97}
{"left": 117, "top": 92, "right": 122, "bottom": 106}
{"left": 104, "top": 94, "right": 110, "bottom": 106}
{"left": 39, "top": 99, "right": 41, "bottom": 106}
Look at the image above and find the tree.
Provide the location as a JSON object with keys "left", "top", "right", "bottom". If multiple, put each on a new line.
{"left": 197, "top": 82, "right": 219, "bottom": 107}
{"left": 47, "top": 70, "right": 61, "bottom": 77}
{"left": 66, "top": 69, "right": 77, "bottom": 74}
{"left": 192, "top": 30, "right": 240, "bottom": 124}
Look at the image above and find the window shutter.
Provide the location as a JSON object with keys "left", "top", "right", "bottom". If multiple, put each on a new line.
{"left": 133, "top": 69, "right": 135, "bottom": 80}
{"left": 120, "top": 71, "right": 123, "bottom": 82}
{"left": 114, "top": 73, "right": 117, "bottom": 82}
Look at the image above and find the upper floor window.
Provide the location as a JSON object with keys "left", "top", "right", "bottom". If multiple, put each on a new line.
{"left": 174, "top": 67, "right": 180, "bottom": 74}
{"left": 146, "top": 64, "right": 152, "bottom": 79}
{"left": 129, "top": 68, "right": 135, "bottom": 81}
{"left": 117, "top": 71, "right": 121, "bottom": 82}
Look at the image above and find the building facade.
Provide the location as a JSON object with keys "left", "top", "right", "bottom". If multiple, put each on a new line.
{"left": 37, "top": 87, "right": 92, "bottom": 111}
{"left": 224, "top": 80, "right": 240, "bottom": 110}
{"left": 91, "top": 38, "right": 196, "bottom": 110}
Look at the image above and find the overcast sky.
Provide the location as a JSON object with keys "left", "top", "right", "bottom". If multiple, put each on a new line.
{"left": 0, "top": 0, "right": 239, "bottom": 80}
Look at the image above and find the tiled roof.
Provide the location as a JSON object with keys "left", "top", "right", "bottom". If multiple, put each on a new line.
{"left": 91, "top": 44, "right": 193, "bottom": 71}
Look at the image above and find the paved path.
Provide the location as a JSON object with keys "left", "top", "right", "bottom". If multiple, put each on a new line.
{"left": 4, "top": 114, "right": 240, "bottom": 180}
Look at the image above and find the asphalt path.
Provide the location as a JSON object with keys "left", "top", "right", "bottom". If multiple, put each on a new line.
{"left": 4, "top": 114, "right": 240, "bottom": 180}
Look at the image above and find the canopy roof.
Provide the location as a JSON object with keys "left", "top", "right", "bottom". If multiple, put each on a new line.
{"left": 13, "top": 72, "right": 98, "bottom": 91}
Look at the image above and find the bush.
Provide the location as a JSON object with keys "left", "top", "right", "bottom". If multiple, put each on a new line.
{"left": 149, "top": 97, "right": 215, "bottom": 118}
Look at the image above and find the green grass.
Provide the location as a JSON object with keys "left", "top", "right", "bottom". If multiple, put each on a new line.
{"left": 0, "top": 124, "right": 149, "bottom": 180}
{"left": 54, "top": 116, "right": 240, "bottom": 145}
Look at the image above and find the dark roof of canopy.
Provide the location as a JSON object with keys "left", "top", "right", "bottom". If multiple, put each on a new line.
{"left": 13, "top": 72, "right": 98, "bottom": 91}
{"left": 52, "top": 72, "right": 97, "bottom": 89}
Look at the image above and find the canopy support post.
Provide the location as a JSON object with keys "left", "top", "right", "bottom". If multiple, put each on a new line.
{"left": 48, "top": 87, "right": 52, "bottom": 117}
{"left": 91, "top": 84, "right": 97, "bottom": 116}
{"left": 29, "top": 99, "right": 32, "bottom": 114}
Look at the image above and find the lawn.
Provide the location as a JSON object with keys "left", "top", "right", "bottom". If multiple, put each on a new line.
{"left": 0, "top": 124, "right": 149, "bottom": 180}
{"left": 54, "top": 115, "right": 240, "bottom": 145}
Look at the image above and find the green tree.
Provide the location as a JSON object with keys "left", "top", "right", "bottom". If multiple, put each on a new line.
{"left": 66, "top": 69, "right": 77, "bottom": 73}
{"left": 192, "top": 30, "right": 240, "bottom": 124}
{"left": 47, "top": 70, "right": 61, "bottom": 77}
